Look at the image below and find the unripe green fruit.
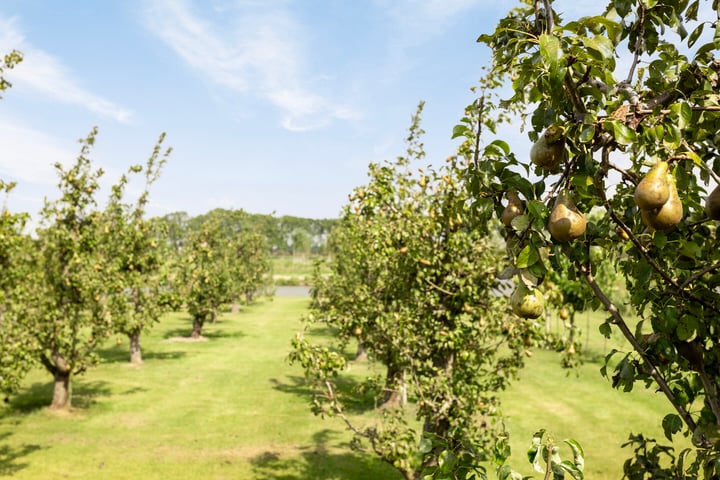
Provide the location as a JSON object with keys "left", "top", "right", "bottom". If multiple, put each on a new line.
{"left": 510, "top": 282, "right": 544, "bottom": 319}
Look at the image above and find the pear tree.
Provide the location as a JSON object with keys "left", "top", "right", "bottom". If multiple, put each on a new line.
{"left": 291, "top": 103, "right": 540, "bottom": 480}
{"left": 102, "top": 135, "right": 171, "bottom": 364}
{"left": 464, "top": 0, "right": 720, "bottom": 474}
{"left": 179, "top": 218, "right": 237, "bottom": 338}
{"left": 0, "top": 181, "right": 36, "bottom": 396}
{"left": 28, "top": 129, "right": 116, "bottom": 409}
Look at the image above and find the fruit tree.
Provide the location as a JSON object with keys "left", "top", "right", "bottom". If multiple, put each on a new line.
{"left": 464, "top": 0, "right": 720, "bottom": 474}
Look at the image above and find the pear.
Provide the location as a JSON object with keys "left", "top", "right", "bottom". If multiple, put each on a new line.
{"left": 634, "top": 161, "right": 670, "bottom": 211}
{"left": 501, "top": 191, "right": 524, "bottom": 227}
{"left": 510, "top": 282, "right": 544, "bottom": 319}
{"left": 530, "top": 126, "right": 567, "bottom": 173}
{"left": 705, "top": 185, "right": 720, "bottom": 220}
{"left": 640, "top": 174, "right": 683, "bottom": 231}
{"left": 548, "top": 191, "right": 587, "bottom": 242}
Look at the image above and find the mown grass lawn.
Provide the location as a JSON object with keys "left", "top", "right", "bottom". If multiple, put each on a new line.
{"left": 0, "top": 298, "right": 683, "bottom": 479}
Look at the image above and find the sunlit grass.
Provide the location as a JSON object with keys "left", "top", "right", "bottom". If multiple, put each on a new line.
{"left": 0, "top": 298, "right": 684, "bottom": 479}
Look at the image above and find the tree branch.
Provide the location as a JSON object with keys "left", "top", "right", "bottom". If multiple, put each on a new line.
{"left": 577, "top": 261, "right": 700, "bottom": 439}
{"left": 679, "top": 262, "right": 720, "bottom": 290}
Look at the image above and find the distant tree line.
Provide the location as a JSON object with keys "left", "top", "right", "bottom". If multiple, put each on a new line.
{"left": 155, "top": 209, "right": 337, "bottom": 257}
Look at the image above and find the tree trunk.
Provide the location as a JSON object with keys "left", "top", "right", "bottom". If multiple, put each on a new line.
{"left": 129, "top": 330, "right": 142, "bottom": 365}
{"left": 355, "top": 341, "right": 368, "bottom": 362}
{"left": 380, "top": 364, "right": 404, "bottom": 408}
{"left": 231, "top": 302, "right": 240, "bottom": 314}
{"left": 210, "top": 311, "right": 217, "bottom": 324}
{"left": 50, "top": 370, "right": 71, "bottom": 410}
{"left": 191, "top": 317, "right": 204, "bottom": 338}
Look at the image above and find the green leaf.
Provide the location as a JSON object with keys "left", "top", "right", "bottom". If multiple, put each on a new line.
{"left": 516, "top": 244, "right": 540, "bottom": 269}
{"left": 579, "top": 125, "right": 596, "bottom": 144}
{"left": 526, "top": 200, "right": 548, "bottom": 219}
{"left": 581, "top": 35, "right": 614, "bottom": 61}
{"left": 451, "top": 124, "right": 470, "bottom": 139}
{"left": 418, "top": 436, "right": 433, "bottom": 454}
{"left": 662, "top": 413, "right": 683, "bottom": 441}
{"left": 676, "top": 316, "right": 698, "bottom": 342}
{"left": 671, "top": 102, "right": 693, "bottom": 130}
{"left": 539, "top": 34, "right": 562, "bottom": 69}
{"left": 599, "top": 322, "right": 612, "bottom": 338}
{"left": 490, "top": 139, "right": 511, "bottom": 155}
{"left": 688, "top": 22, "right": 705, "bottom": 48}
{"left": 604, "top": 119, "right": 636, "bottom": 145}
{"left": 510, "top": 214, "right": 530, "bottom": 232}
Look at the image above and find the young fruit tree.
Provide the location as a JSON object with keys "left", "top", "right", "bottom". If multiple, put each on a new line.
{"left": 102, "top": 135, "right": 171, "bottom": 364}
{"left": 28, "top": 129, "right": 118, "bottom": 409}
{"left": 290, "top": 104, "right": 546, "bottom": 480}
{"left": 0, "top": 50, "right": 33, "bottom": 396}
{"left": 179, "top": 218, "right": 237, "bottom": 338}
{"left": 0, "top": 182, "right": 36, "bottom": 396}
{"left": 464, "top": 0, "right": 720, "bottom": 474}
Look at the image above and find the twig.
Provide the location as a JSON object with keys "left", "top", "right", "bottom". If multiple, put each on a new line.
{"left": 678, "top": 262, "right": 720, "bottom": 290}
{"left": 625, "top": 5, "right": 646, "bottom": 83}
{"left": 544, "top": 440, "right": 553, "bottom": 480}
{"left": 542, "top": 0, "right": 554, "bottom": 32}
{"left": 424, "top": 277, "right": 455, "bottom": 296}
{"left": 473, "top": 95, "right": 485, "bottom": 171}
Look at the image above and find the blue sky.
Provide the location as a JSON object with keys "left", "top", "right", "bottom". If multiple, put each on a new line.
{"left": 0, "top": 0, "right": 613, "bottom": 221}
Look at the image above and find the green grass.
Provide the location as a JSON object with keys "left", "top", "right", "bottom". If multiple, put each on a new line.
{"left": 270, "top": 255, "right": 328, "bottom": 285}
{"left": 0, "top": 299, "right": 684, "bottom": 479}
{"left": 497, "top": 309, "right": 684, "bottom": 479}
{"left": 0, "top": 297, "right": 399, "bottom": 479}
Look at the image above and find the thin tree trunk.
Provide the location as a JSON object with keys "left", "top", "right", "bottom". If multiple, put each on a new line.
{"left": 191, "top": 317, "right": 204, "bottom": 338}
{"left": 50, "top": 370, "right": 71, "bottom": 410}
{"left": 231, "top": 302, "right": 240, "bottom": 314}
{"left": 129, "top": 330, "right": 142, "bottom": 365}
{"left": 355, "top": 341, "right": 368, "bottom": 361}
{"left": 380, "top": 364, "right": 403, "bottom": 408}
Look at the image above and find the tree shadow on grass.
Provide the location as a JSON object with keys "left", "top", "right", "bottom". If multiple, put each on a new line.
{"left": 98, "top": 344, "right": 187, "bottom": 364}
{"left": 161, "top": 327, "right": 247, "bottom": 341}
{"left": 270, "top": 375, "right": 378, "bottom": 414}
{"left": 250, "top": 429, "right": 401, "bottom": 480}
{"left": 3, "top": 379, "right": 144, "bottom": 415}
{"left": 0, "top": 432, "right": 44, "bottom": 478}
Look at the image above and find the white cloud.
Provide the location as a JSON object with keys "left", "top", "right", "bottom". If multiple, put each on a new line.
{"left": 0, "top": 119, "right": 76, "bottom": 185}
{"left": 143, "top": 0, "right": 360, "bottom": 131}
{"left": 0, "top": 16, "right": 132, "bottom": 123}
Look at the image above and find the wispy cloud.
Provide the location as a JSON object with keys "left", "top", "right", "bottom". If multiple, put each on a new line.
{"left": 375, "top": 0, "right": 500, "bottom": 40}
{"left": 0, "top": 119, "right": 76, "bottom": 185}
{"left": 143, "top": 0, "right": 360, "bottom": 131}
{"left": 0, "top": 16, "right": 133, "bottom": 123}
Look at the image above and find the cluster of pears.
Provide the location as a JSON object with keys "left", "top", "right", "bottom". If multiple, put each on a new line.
{"left": 634, "top": 161, "right": 683, "bottom": 231}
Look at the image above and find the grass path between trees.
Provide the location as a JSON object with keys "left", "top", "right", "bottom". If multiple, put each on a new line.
{"left": 0, "top": 298, "right": 679, "bottom": 479}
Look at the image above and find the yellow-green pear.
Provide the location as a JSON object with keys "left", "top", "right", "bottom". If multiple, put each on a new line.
{"left": 501, "top": 191, "right": 524, "bottom": 227}
{"left": 705, "top": 185, "right": 720, "bottom": 220}
{"left": 641, "top": 174, "right": 683, "bottom": 231}
{"left": 548, "top": 191, "right": 587, "bottom": 242}
{"left": 530, "top": 126, "right": 567, "bottom": 173}
{"left": 634, "top": 161, "right": 670, "bottom": 211}
{"left": 510, "top": 282, "right": 544, "bottom": 319}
